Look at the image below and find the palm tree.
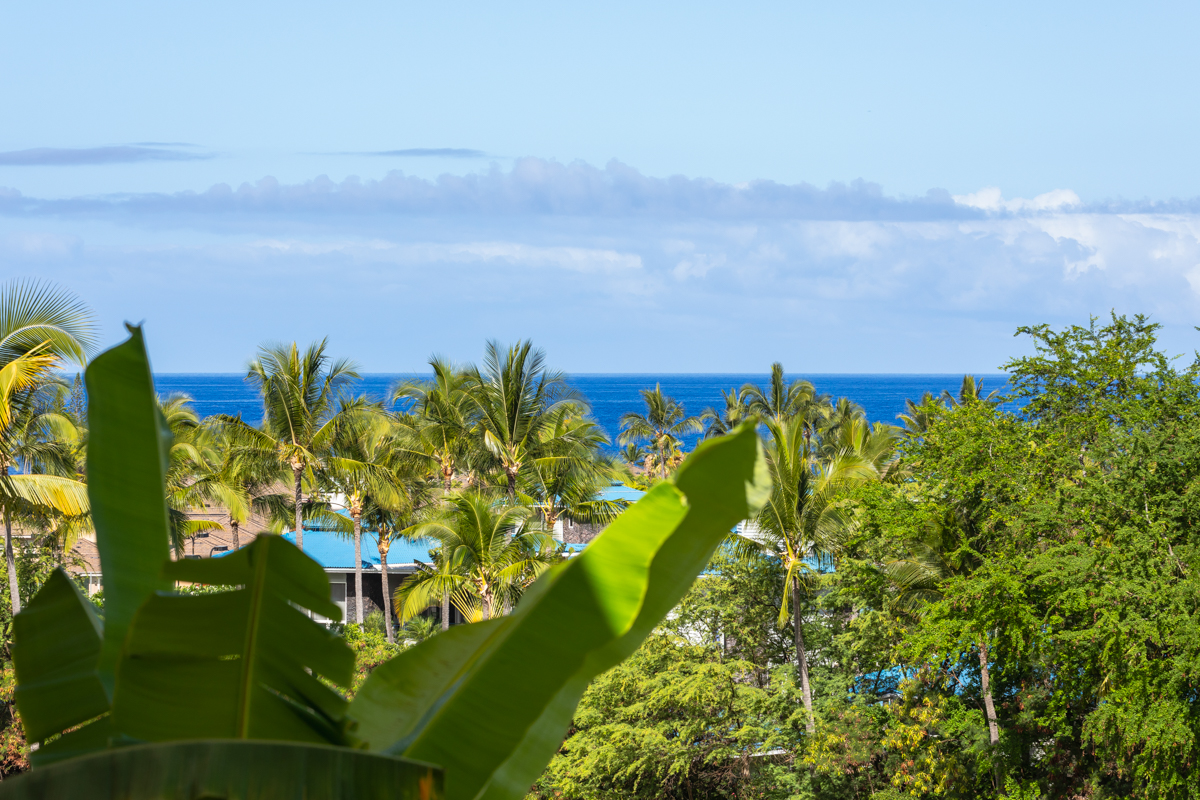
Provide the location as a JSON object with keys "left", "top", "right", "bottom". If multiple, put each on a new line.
{"left": 740, "top": 418, "right": 877, "bottom": 734}
{"left": 617, "top": 385, "right": 702, "bottom": 480}
{"left": 2, "top": 379, "right": 88, "bottom": 611}
{"left": 363, "top": 469, "right": 433, "bottom": 643}
{"left": 466, "top": 340, "right": 586, "bottom": 496}
{"left": 700, "top": 387, "right": 751, "bottom": 439}
{"left": 0, "top": 280, "right": 96, "bottom": 612}
{"left": 229, "top": 340, "right": 363, "bottom": 552}
{"left": 519, "top": 426, "right": 625, "bottom": 538}
{"left": 742, "top": 363, "right": 827, "bottom": 425}
{"left": 619, "top": 441, "right": 647, "bottom": 470}
{"left": 943, "top": 374, "right": 1003, "bottom": 407}
{"left": 157, "top": 395, "right": 234, "bottom": 556}
{"left": 395, "top": 492, "right": 558, "bottom": 623}
{"left": 898, "top": 392, "right": 941, "bottom": 435}
{"left": 392, "top": 357, "right": 474, "bottom": 493}
{"left": 820, "top": 417, "right": 903, "bottom": 478}
{"left": 202, "top": 420, "right": 292, "bottom": 551}
{"left": 326, "top": 402, "right": 401, "bottom": 624}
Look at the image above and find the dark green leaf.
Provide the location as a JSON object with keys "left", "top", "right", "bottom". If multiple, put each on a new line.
{"left": 11, "top": 569, "right": 107, "bottom": 743}
{"left": 0, "top": 740, "right": 442, "bottom": 800}
{"left": 110, "top": 535, "right": 354, "bottom": 745}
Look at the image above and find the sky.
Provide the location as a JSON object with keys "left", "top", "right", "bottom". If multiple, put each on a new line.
{"left": 4, "top": 0, "right": 1200, "bottom": 372}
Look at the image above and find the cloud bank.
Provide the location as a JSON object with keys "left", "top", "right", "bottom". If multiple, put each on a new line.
{"left": 362, "top": 148, "right": 488, "bottom": 158}
{"left": 2, "top": 158, "right": 1198, "bottom": 372}
{"left": 0, "top": 145, "right": 212, "bottom": 166}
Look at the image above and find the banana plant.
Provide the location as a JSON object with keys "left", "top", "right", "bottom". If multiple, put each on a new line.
{"left": 2, "top": 326, "right": 769, "bottom": 800}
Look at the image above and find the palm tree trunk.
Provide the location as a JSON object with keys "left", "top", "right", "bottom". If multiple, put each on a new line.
{"left": 379, "top": 537, "right": 394, "bottom": 644}
{"left": 5, "top": 507, "right": 20, "bottom": 615}
{"left": 231, "top": 519, "right": 240, "bottom": 550}
{"left": 792, "top": 574, "right": 815, "bottom": 734}
{"left": 442, "top": 590, "right": 450, "bottom": 630}
{"left": 506, "top": 468, "right": 517, "bottom": 497}
{"left": 443, "top": 463, "right": 453, "bottom": 493}
{"left": 979, "top": 639, "right": 1000, "bottom": 745}
{"left": 352, "top": 512, "right": 364, "bottom": 625}
{"left": 293, "top": 465, "right": 304, "bottom": 551}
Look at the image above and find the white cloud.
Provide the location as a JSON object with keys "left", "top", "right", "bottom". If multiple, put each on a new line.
{"left": 4, "top": 161, "right": 1200, "bottom": 371}
{"left": 246, "top": 239, "right": 641, "bottom": 273}
{"left": 953, "top": 187, "right": 1082, "bottom": 213}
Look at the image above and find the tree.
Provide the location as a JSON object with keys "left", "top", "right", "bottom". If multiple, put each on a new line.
{"left": 617, "top": 385, "right": 701, "bottom": 480}
{"left": 203, "top": 421, "right": 292, "bottom": 551}
{"left": 699, "top": 387, "right": 751, "bottom": 439}
{"left": 941, "top": 374, "right": 1002, "bottom": 407}
{"left": 742, "top": 362, "right": 826, "bottom": 426}
{"left": 392, "top": 357, "right": 474, "bottom": 493}
{"left": 518, "top": 407, "right": 619, "bottom": 536}
{"left": 2, "top": 379, "right": 87, "bottom": 611}
{"left": 325, "top": 401, "right": 400, "bottom": 624}
{"left": 743, "top": 417, "right": 877, "bottom": 734}
{"left": 0, "top": 280, "right": 96, "bottom": 613}
{"left": 395, "top": 492, "right": 558, "bottom": 622}
{"left": 234, "top": 340, "right": 362, "bottom": 552}
{"left": 157, "top": 395, "right": 231, "bottom": 556}
{"left": 362, "top": 465, "right": 433, "bottom": 643}
{"left": 465, "top": 340, "right": 585, "bottom": 496}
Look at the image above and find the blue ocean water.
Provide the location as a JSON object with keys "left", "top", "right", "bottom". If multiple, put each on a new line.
{"left": 154, "top": 373, "right": 1007, "bottom": 449}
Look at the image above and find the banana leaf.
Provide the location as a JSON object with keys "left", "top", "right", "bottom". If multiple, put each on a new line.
{"left": 347, "top": 422, "right": 769, "bottom": 800}
{"left": 11, "top": 569, "right": 107, "bottom": 743}
{"left": 0, "top": 740, "right": 442, "bottom": 800}
{"left": 85, "top": 324, "right": 172, "bottom": 695}
{"left": 111, "top": 535, "right": 354, "bottom": 744}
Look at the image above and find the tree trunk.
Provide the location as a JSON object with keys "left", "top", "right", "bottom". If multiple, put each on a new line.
{"left": 352, "top": 511, "right": 364, "bottom": 625}
{"left": 792, "top": 574, "right": 815, "bottom": 734}
{"left": 506, "top": 468, "right": 517, "bottom": 497}
{"left": 379, "top": 537, "right": 394, "bottom": 643}
{"left": 5, "top": 507, "right": 20, "bottom": 615}
{"left": 293, "top": 465, "right": 304, "bottom": 552}
{"left": 480, "top": 581, "right": 491, "bottom": 621}
{"left": 231, "top": 519, "right": 240, "bottom": 550}
{"left": 442, "top": 590, "right": 450, "bottom": 630}
{"left": 443, "top": 463, "right": 453, "bottom": 493}
{"left": 979, "top": 639, "right": 1000, "bottom": 745}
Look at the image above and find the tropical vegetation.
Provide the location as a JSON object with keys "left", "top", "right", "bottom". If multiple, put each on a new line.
{"left": 3, "top": 278, "right": 1199, "bottom": 799}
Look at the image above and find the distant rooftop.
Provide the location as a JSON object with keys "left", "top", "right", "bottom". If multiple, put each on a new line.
{"left": 284, "top": 483, "right": 646, "bottom": 571}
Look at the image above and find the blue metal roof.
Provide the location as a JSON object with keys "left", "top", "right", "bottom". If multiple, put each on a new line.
{"left": 282, "top": 530, "right": 439, "bottom": 571}
{"left": 599, "top": 483, "right": 645, "bottom": 503}
{"left": 285, "top": 483, "right": 647, "bottom": 570}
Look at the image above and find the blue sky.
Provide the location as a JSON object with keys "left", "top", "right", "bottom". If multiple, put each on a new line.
{"left": 4, "top": 0, "right": 1200, "bottom": 371}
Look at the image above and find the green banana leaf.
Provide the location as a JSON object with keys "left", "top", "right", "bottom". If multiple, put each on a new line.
{"left": 11, "top": 569, "right": 107, "bottom": 743}
{"left": 347, "top": 422, "right": 769, "bottom": 800}
{"left": 0, "top": 740, "right": 442, "bottom": 800}
{"left": 111, "top": 535, "right": 354, "bottom": 744}
{"left": 84, "top": 324, "right": 172, "bottom": 695}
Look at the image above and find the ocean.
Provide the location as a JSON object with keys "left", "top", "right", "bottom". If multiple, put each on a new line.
{"left": 154, "top": 373, "right": 1008, "bottom": 450}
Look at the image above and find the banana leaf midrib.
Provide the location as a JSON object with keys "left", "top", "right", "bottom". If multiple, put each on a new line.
{"left": 236, "top": 544, "right": 272, "bottom": 738}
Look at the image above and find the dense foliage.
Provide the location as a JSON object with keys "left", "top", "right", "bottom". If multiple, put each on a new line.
{"left": 537, "top": 314, "right": 1200, "bottom": 800}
